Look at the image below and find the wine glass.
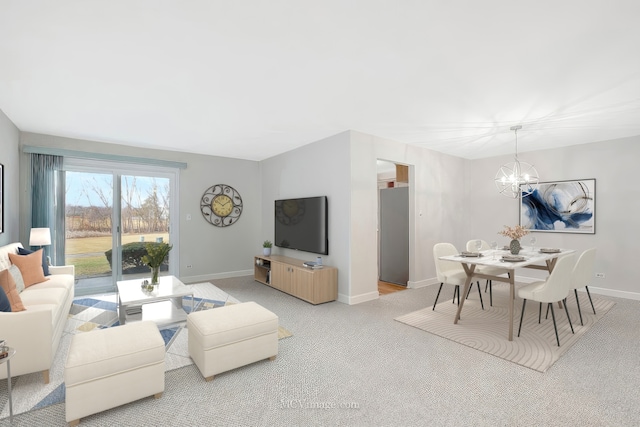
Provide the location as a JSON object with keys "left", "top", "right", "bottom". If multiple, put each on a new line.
{"left": 475, "top": 239, "right": 482, "bottom": 253}
{"left": 490, "top": 241, "right": 498, "bottom": 259}
{"left": 530, "top": 236, "right": 537, "bottom": 253}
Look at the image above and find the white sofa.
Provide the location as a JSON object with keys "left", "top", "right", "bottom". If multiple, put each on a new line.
{"left": 0, "top": 242, "right": 75, "bottom": 383}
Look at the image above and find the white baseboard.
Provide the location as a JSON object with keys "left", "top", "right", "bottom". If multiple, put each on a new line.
{"left": 408, "top": 278, "right": 437, "bottom": 289}
{"left": 340, "top": 291, "right": 379, "bottom": 305}
{"left": 179, "top": 269, "right": 253, "bottom": 285}
{"left": 586, "top": 286, "right": 640, "bottom": 301}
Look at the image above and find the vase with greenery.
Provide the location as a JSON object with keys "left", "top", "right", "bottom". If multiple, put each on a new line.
{"left": 263, "top": 240, "right": 272, "bottom": 256}
{"left": 498, "top": 225, "right": 529, "bottom": 255}
{"left": 141, "top": 242, "right": 173, "bottom": 284}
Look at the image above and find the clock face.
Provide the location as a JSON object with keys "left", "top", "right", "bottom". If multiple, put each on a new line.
{"left": 200, "top": 184, "right": 243, "bottom": 227}
{"left": 212, "top": 194, "right": 233, "bottom": 217}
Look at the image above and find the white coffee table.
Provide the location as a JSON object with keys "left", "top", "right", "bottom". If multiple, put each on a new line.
{"left": 116, "top": 275, "right": 194, "bottom": 327}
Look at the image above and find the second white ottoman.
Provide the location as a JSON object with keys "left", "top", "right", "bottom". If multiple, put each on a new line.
{"left": 64, "top": 321, "right": 165, "bottom": 426}
{"left": 188, "top": 301, "right": 278, "bottom": 381}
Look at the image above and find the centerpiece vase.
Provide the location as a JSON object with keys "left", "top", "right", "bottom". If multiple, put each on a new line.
{"left": 509, "top": 239, "right": 521, "bottom": 255}
{"left": 151, "top": 266, "right": 160, "bottom": 285}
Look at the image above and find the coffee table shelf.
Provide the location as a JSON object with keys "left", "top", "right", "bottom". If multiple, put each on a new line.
{"left": 117, "top": 275, "right": 193, "bottom": 326}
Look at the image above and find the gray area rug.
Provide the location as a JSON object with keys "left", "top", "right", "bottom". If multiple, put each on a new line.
{"left": 395, "top": 282, "right": 615, "bottom": 372}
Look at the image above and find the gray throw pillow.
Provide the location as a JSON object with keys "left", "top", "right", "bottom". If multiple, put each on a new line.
{"left": 8, "top": 264, "right": 26, "bottom": 294}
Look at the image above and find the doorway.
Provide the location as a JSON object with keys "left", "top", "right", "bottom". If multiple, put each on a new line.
{"left": 64, "top": 160, "right": 177, "bottom": 296}
{"left": 377, "top": 160, "right": 410, "bottom": 290}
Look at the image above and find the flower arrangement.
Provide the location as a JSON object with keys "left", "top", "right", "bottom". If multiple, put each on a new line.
{"left": 263, "top": 240, "right": 273, "bottom": 248}
{"left": 498, "top": 225, "right": 529, "bottom": 240}
{"left": 141, "top": 242, "right": 173, "bottom": 284}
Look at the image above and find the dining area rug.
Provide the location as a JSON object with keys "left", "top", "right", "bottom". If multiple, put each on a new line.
{"left": 0, "top": 282, "right": 292, "bottom": 420}
{"left": 395, "top": 282, "right": 615, "bottom": 372}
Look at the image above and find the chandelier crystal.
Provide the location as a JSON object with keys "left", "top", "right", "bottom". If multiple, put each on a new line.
{"left": 494, "top": 125, "right": 539, "bottom": 199}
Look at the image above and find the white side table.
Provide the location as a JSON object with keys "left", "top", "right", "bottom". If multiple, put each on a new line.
{"left": 1, "top": 347, "right": 16, "bottom": 423}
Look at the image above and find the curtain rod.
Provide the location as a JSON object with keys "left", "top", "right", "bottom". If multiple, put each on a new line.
{"left": 22, "top": 145, "right": 188, "bottom": 169}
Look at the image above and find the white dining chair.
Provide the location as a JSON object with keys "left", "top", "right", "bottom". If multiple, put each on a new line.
{"left": 432, "top": 243, "right": 484, "bottom": 311}
{"left": 570, "top": 248, "right": 597, "bottom": 325}
{"left": 517, "top": 254, "right": 575, "bottom": 346}
{"left": 465, "top": 239, "right": 510, "bottom": 307}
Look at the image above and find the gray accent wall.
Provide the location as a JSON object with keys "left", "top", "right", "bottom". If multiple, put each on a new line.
{"left": 18, "top": 132, "right": 261, "bottom": 282}
{"left": 0, "top": 108, "right": 20, "bottom": 245}
{"left": 464, "top": 136, "right": 640, "bottom": 298}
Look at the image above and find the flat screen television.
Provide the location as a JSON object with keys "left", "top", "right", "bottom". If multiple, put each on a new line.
{"left": 274, "top": 196, "right": 328, "bottom": 255}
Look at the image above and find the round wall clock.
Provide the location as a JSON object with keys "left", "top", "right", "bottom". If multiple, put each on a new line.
{"left": 200, "top": 184, "right": 243, "bottom": 227}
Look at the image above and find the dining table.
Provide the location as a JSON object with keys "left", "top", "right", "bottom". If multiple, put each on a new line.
{"left": 439, "top": 247, "right": 575, "bottom": 341}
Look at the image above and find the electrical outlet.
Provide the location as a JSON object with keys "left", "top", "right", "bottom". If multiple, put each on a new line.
{"left": 595, "top": 272, "right": 605, "bottom": 279}
{"left": 186, "top": 264, "right": 193, "bottom": 269}
{"left": 186, "top": 214, "right": 192, "bottom": 221}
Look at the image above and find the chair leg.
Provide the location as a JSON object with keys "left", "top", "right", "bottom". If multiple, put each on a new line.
{"left": 549, "top": 303, "right": 561, "bottom": 346}
{"left": 489, "top": 280, "right": 493, "bottom": 307}
{"left": 466, "top": 283, "right": 477, "bottom": 299}
{"left": 518, "top": 299, "right": 527, "bottom": 337}
{"left": 564, "top": 298, "right": 574, "bottom": 334}
{"left": 476, "top": 281, "right": 484, "bottom": 310}
{"left": 432, "top": 283, "right": 444, "bottom": 310}
{"left": 545, "top": 303, "right": 550, "bottom": 319}
{"left": 453, "top": 285, "right": 460, "bottom": 305}
{"left": 538, "top": 302, "right": 542, "bottom": 324}
{"left": 484, "top": 280, "right": 489, "bottom": 292}
{"left": 574, "top": 289, "right": 584, "bottom": 326}
{"left": 585, "top": 286, "right": 596, "bottom": 315}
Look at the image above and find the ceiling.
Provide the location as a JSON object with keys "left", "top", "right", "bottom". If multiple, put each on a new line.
{"left": 1, "top": 1, "right": 639, "bottom": 161}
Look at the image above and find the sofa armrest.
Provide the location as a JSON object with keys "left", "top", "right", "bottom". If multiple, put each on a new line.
{"left": 49, "top": 265, "right": 75, "bottom": 276}
{"left": 0, "top": 306, "right": 54, "bottom": 378}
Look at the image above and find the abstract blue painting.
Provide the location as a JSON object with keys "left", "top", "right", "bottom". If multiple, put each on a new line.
{"left": 520, "top": 179, "right": 595, "bottom": 234}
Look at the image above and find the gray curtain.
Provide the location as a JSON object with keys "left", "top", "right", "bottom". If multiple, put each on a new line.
{"left": 31, "top": 153, "right": 65, "bottom": 265}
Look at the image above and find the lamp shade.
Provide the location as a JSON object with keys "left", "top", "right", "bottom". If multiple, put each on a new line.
{"left": 29, "top": 228, "right": 52, "bottom": 246}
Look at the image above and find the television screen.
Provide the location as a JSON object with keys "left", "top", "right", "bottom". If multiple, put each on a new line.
{"left": 274, "top": 196, "right": 328, "bottom": 255}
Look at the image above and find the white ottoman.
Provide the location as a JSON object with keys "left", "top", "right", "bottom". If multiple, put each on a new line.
{"left": 64, "top": 321, "right": 165, "bottom": 426}
{"left": 188, "top": 301, "right": 278, "bottom": 381}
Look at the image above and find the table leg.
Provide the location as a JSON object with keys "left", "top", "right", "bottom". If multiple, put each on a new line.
{"left": 454, "top": 264, "right": 475, "bottom": 324}
{"left": 118, "top": 293, "right": 126, "bottom": 325}
{"left": 508, "top": 274, "right": 515, "bottom": 341}
{"left": 7, "top": 358, "right": 12, "bottom": 423}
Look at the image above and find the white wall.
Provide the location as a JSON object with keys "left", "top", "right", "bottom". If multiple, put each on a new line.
{"left": 349, "top": 131, "right": 467, "bottom": 303}
{"left": 18, "top": 132, "right": 261, "bottom": 283}
{"left": 260, "top": 131, "right": 352, "bottom": 301}
{"left": 465, "top": 136, "right": 640, "bottom": 299}
{"left": 0, "top": 108, "right": 20, "bottom": 245}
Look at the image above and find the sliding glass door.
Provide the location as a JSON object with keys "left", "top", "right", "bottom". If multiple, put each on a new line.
{"left": 64, "top": 159, "right": 178, "bottom": 296}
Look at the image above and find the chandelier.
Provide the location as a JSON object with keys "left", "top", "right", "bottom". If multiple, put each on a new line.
{"left": 494, "top": 125, "right": 539, "bottom": 198}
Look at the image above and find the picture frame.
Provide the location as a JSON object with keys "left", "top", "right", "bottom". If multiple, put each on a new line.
{"left": 0, "top": 163, "right": 3, "bottom": 234}
{"left": 520, "top": 178, "right": 595, "bottom": 234}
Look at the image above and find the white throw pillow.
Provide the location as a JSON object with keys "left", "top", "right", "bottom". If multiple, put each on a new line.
{"left": 8, "top": 264, "right": 26, "bottom": 294}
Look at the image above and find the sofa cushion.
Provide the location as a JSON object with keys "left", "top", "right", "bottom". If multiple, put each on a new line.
{"left": 0, "top": 286, "right": 11, "bottom": 312}
{"left": 8, "top": 250, "right": 49, "bottom": 287}
{"left": 8, "top": 265, "right": 26, "bottom": 293}
{"left": 27, "top": 273, "right": 74, "bottom": 292}
{"left": 0, "top": 268, "right": 26, "bottom": 312}
{"left": 18, "top": 247, "right": 51, "bottom": 276}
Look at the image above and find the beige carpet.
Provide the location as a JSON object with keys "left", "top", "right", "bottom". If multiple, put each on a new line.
{"left": 395, "top": 283, "right": 615, "bottom": 372}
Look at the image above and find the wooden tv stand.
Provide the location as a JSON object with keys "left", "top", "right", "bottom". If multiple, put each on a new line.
{"left": 254, "top": 255, "right": 338, "bottom": 304}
